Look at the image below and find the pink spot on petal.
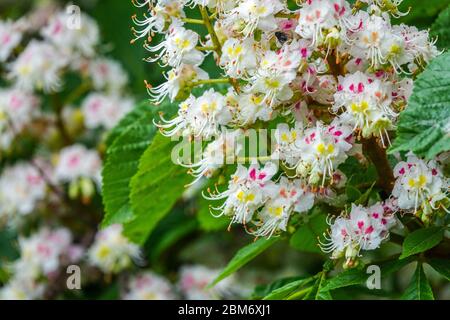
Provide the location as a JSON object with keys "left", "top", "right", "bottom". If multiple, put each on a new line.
{"left": 249, "top": 168, "right": 256, "bottom": 180}
{"left": 365, "top": 226, "right": 374, "bottom": 234}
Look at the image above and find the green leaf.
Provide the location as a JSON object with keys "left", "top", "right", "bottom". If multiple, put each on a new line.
{"left": 101, "top": 102, "right": 159, "bottom": 227}
{"left": 289, "top": 212, "right": 328, "bottom": 254}
{"left": 401, "top": 263, "right": 434, "bottom": 300}
{"left": 196, "top": 179, "right": 229, "bottom": 232}
{"left": 146, "top": 206, "right": 198, "bottom": 264}
{"left": 399, "top": 227, "right": 445, "bottom": 259}
{"left": 339, "top": 157, "right": 378, "bottom": 187}
{"left": 431, "top": 4, "right": 450, "bottom": 49}
{"left": 389, "top": 52, "right": 450, "bottom": 159}
{"left": 197, "top": 197, "right": 229, "bottom": 232}
{"left": 0, "top": 228, "right": 18, "bottom": 284}
{"left": 354, "top": 182, "right": 377, "bottom": 206}
{"left": 305, "top": 273, "right": 332, "bottom": 300}
{"left": 427, "top": 258, "right": 450, "bottom": 281}
{"left": 322, "top": 257, "right": 415, "bottom": 292}
{"left": 124, "top": 133, "right": 191, "bottom": 244}
{"left": 380, "top": 256, "right": 416, "bottom": 275}
{"left": 252, "top": 276, "right": 305, "bottom": 299}
{"left": 321, "top": 268, "right": 368, "bottom": 292}
{"left": 262, "top": 277, "right": 315, "bottom": 300}
{"left": 105, "top": 101, "right": 151, "bottom": 148}
{"left": 315, "top": 289, "right": 333, "bottom": 300}
{"left": 397, "top": 0, "right": 450, "bottom": 30}
{"left": 346, "top": 185, "right": 362, "bottom": 203}
{"left": 210, "top": 237, "right": 279, "bottom": 287}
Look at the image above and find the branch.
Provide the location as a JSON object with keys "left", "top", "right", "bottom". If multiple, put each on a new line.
{"left": 51, "top": 93, "right": 72, "bottom": 146}
{"left": 361, "top": 136, "right": 395, "bottom": 195}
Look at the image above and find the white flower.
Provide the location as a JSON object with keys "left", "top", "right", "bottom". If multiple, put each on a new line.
{"left": 295, "top": 121, "right": 353, "bottom": 186}
{"left": 392, "top": 24, "right": 439, "bottom": 68}
{"left": 179, "top": 265, "right": 235, "bottom": 300}
{"left": 81, "top": 94, "right": 134, "bottom": 130}
{"left": 0, "top": 20, "right": 22, "bottom": 62}
{"left": 186, "top": 0, "right": 237, "bottom": 13}
{"left": 88, "top": 224, "right": 141, "bottom": 274}
{"left": 54, "top": 144, "right": 102, "bottom": 184}
{"left": 42, "top": 11, "right": 99, "bottom": 57}
{"left": 349, "top": 13, "right": 413, "bottom": 71}
{"left": 123, "top": 272, "right": 176, "bottom": 300}
{"left": 226, "top": 0, "right": 284, "bottom": 38}
{"left": 252, "top": 177, "right": 315, "bottom": 238}
{"left": 180, "top": 130, "right": 242, "bottom": 186}
{"left": 321, "top": 202, "right": 396, "bottom": 260}
{"left": 145, "top": 22, "right": 204, "bottom": 68}
{"left": 295, "top": 0, "right": 352, "bottom": 47}
{"left": 228, "top": 91, "right": 274, "bottom": 125}
{"left": 333, "top": 71, "right": 395, "bottom": 144}
{"left": 9, "top": 40, "right": 68, "bottom": 92}
{"left": 158, "top": 89, "right": 231, "bottom": 139}
{"left": 132, "top": 0, "right": 186, "bottom": 40}
{"left": 308, "top": 75, "right": 338, "bottom": 105}
{"left": 0, "top": 162, "right": 46, "bottom": 219}
{"left": 248, "top": 67, "right": 295, "bottom": 108}
{"left": 392, "top": 153, "right": 449, "bottom": 217}
{"left": 148, "top": 64, "right": 209, "bottom": 103}
{"left": 88, "top": 58, "right": 129, "bottom": 92}
{"left": 272, "top": 123, "right": 303, "bottom": 166}
{"left": 220, "top": 38, "right": 258, "bottom": 78}
{"left": 246, "top": 42, "right": 305, "bottom": 107}
{"left": 205, "top": 162, "right": 278, "bottom": 225}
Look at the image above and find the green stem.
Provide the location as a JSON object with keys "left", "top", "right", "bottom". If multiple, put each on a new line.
{"left": 287, "top": 287, "right": 313, "bottom": 300}
{"left": 199, "top": 6, "right": 241, "bottom": 93}
{"left": 181, "top": 18, "right": 205, "bottom": 25}
{"left": 64, "top": 80, "right": 92, "bottom": 106}
{"left": 191, "top": 78, "right": 230, "bottom": 86}
{"left": 274, "top": 12, "right": 298, "bottom": 19}
{"left": 199, "top": 6, "right": 222, "bottom": 55}
{"left": 196, "top": 46, "right": 217, "bottom": 51}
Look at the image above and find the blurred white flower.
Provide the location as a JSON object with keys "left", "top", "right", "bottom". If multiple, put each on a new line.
{"left": 42, "top": 11, "right": 99, "bottom": 57}
{"left": 88, "top": 224, "right": 141, "bottom": 274}
{"left": 179, "top": 265, "right": 235, "bottom": 300}
{"left": 0, "top": 278, "right": 46, "bottom": 300}
{"left": 0, "top": 162, "right": 46, "bottom": 219}
{"left": 123, "top": 272, "right": 176, "bottom": 300}
{"left": 0, "top": 20, "right": 22, "bottom": 62}
{"left": 0, "top": 88, "right": 40, "bottom": 149}
{"left": 9, "top": 40, "right": 68, "bottom": 92}
{"left": 54, "top": 144, "right": 102, "bottom": 184}
{"left": 81, "top": 93, "right": 134, "bottom": 130}
{"left": 88, "top": 58, "right": 129, "bottom": 92}
{"left": 13, "top": 227, "right": 78, "bottom": 280}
